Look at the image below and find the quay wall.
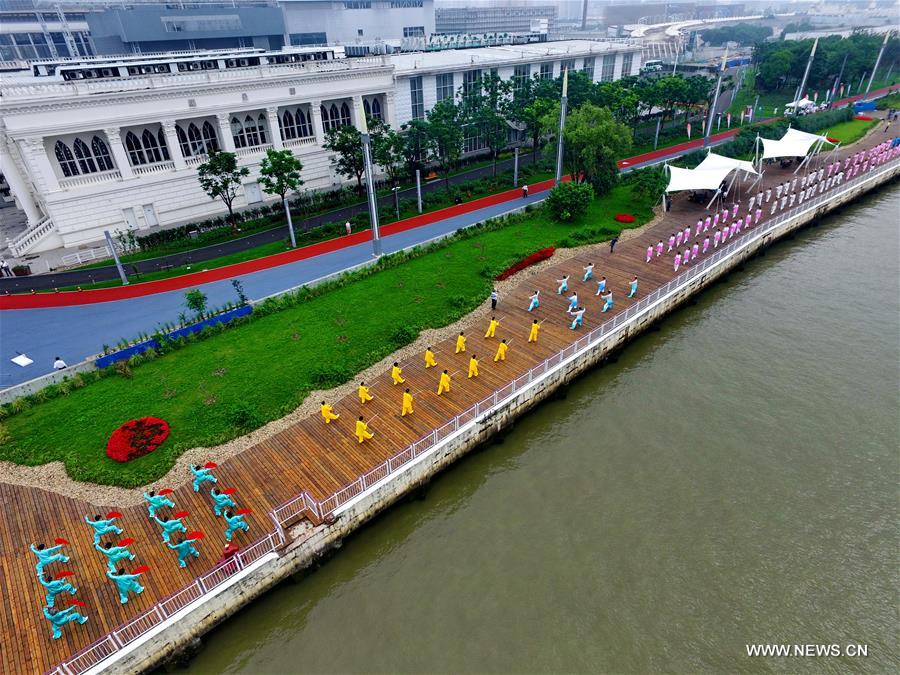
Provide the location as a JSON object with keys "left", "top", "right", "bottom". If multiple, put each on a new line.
{"left": 95, "top": 162, "right": 900, "bottom": 675}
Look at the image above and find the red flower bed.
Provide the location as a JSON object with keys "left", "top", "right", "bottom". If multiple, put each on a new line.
{"left": 106, "top": 417, "right": 170, "bottom": 462}
{"left": 495, "top": 247, "right": 555, "bottom": 280}
{"left": 855, "top": 115, "right": 873, "bottom": 121}
{"left": 826, "top": 137, "right": 840, "bottom": 144}
{"left": 614, "top": 213, "right": 635, "bottom": 223}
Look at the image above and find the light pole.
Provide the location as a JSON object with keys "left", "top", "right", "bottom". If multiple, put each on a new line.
{"left": 357, "top": 102, "right": 382, "bottom": 257}
{"left": 555, "top": 68, "right": 569, "bottom": 185}
{"left": 865, "top": 31, "right": 891, "bottom": 98}
{"left": 392, "top": 185, "right": 400, "bottom": 220}
{"left": 104, "top": 230, "right": 129, "bottom": 286}
{"left": 796, "top": 37, "right": 818, "bottom": 102}
{"left": 704, "top": 49, "right": 728, "bottom": 145}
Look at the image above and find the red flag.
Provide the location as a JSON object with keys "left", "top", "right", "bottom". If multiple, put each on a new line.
{"left": 173, "top": 511, "right": 189, "bottom": 519}
{"left": 186, "top": 531, "right": 205, "bottom": 541}
{"left": 204, "top": 462, "right": 218, "bottom": 469}
{"left": 106, "top": 511, "right": 122, "bottom": 519}
{"left": 158, "top": 488, "right": 174, "bottom": 495}
{"left": 235, "top": 508, "right": 253, "bottom": 516}
{"left": 54, "top": 571, "right": 75, "bottom": 579}
{"left": 118, "top": 538, "right": 135, "bottom": 547}
{"left": 68, "top": 599, "right": 87, "bottom": 608}
{"left": 54, "top": 537, "right": 69, "bottom": 546}
{"left": 222, "top": 488, "right": 237, "bottom": 495}
{"left": 132, "top": 565, "right": 150, "bottom": 574}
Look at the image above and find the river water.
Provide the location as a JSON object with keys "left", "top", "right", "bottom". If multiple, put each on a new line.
{"left": 189, "top": 185, "right": 900, "bottom": 674}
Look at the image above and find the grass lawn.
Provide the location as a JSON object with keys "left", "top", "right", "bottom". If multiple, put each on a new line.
{"left": 876, "top": 92, "right": 900, "bottom": 109}
{"left": 0, "top": 184, "right": 654, "bottom": 487}
{"left": 823, "top": 118, "right": 879, "bottom": 145}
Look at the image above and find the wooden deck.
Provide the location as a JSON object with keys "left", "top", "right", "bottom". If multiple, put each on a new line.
{"left": 1, "top": 130, "right": 892, "bottom": 673}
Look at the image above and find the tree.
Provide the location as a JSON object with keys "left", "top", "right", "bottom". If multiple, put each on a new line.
{"left": 461, "top": 72, "right": 512, "bottom": 175}
{"left": 400, "top": 118, "right": 430, "bottom": 177}
{"left": 511, "top": 74, "right": 558, "bottom": 160}
{"left": 196, "top": 150, "right": 250, "bottom": 231}
{"left": 184, "top": 288, "right": 208, "bottom": 319}
{"left": 323, "top": 124, "right": 364, "bottom": 192}
{"left": 371, "top": 120, "right": 407, "bottom": 217}
{"left": 544, "top": 181, "right": 594, "bottom": 222}
{"left": 424, "top": 98, "right": 464, "bottom": 189}
{"left": 258, "top": 148, "right": 304, "bottom": 247}
{"left": 549, "top": 103, "right": 633, "bottom": 195}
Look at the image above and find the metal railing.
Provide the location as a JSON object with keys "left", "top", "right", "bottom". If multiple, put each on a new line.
{"left": 50, "top": 152, "right": 899, "bottom": 675}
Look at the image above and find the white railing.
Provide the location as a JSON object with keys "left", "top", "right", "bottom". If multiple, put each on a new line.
{"left": 132, "top": 161, "right": 176, "bottom": 176}
{"left": 50, "top": 152, "right": 899, "bottom": 675}
{"left": 235, "top": 144, "right": 272, "bottom": 159}
{"left": 185, "top": 154, "right": 208, "bottom": 168}
{"left": 58, "top": 170, "right": 122, "bottom": 190}
{"left": 7, "top": 217, "right": 54, "bottom": 257}
{"left": 283, "top": 136, "right": 317, "bottom": 149}
{"left": 60, "top": 246, "right": 112, "bottom": 267}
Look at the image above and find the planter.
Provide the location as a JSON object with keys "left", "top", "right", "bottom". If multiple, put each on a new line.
{"left": 107, "top": 417, "right": 170, "bottom": 462}
{"left": 96, "top": 304, "right": 253, "bottom": 369}
{"left": 12, "top": 265, "right": 31, "bottom": 277}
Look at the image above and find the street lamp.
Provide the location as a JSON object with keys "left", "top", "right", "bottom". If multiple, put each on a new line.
{"left": 555, "top": 68, "right": 569, "bottom": 185}
{"left": 357, "top": 101, "right": 382, "bottom": 257}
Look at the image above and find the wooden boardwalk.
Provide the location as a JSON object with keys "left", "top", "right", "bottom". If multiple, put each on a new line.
{"left": 1, "top": 131, "right": 892, "bottom": 673}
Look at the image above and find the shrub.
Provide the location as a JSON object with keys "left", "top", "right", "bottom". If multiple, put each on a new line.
{"left": 226, "top": 402, "right": 262, "bottom": 430}
{"left": 106, "top": 417, "right": 170, "bottom": 463}
{"left": 390, "top": 325, "right": 418, "bottom": 347}
{"left": 310, "top": 365, "right": 354, "bottom": 388}
{"left": 544, "top": 182, "right": 595, "bottom": 222}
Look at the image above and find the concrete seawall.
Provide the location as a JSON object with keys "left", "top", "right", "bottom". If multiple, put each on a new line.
{"left": 98, "top": 162, "right": 900, "bottom": 674}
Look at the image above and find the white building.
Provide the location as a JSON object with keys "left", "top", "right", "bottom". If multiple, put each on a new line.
{"left": 0, "top": 40, "right": 641, "bottom": 255}
{"left": 280, "top": 0, "right": 436, "bottom": 47}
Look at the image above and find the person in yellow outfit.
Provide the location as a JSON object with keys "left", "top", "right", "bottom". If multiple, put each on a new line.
{"left": 437, "top": 369, "right": 451, "bottom": 395}
{"left": 485, "top": 316, "right": 500, "bottom": 338}
{"left": 424, "top": 347, "right": 437, "bottom": 368}
{"left": 468, "top": 355, "right": 479, "bottom": 378}
{"left": 391, "top": 362, "right": 405, "bottom": 385}
{"left": 358, "top": 382, "right": 373, "bottom": 404}
{"left": 528, "top": 320, "right": 540, "bottom": 343}
{"left": 401, "top": 388, "right": 414, "bottom": 417}
{"left": 320, "top": 401, "right": 340, "bottom": 424}
{"left": 494, "top": 339, "right": 508, "bottom": 362}
{"left": 455, "top": 332, "right": 466, "bottom": 354}
{"left": 355, "top": 416, "right": 374, "bottom": 443}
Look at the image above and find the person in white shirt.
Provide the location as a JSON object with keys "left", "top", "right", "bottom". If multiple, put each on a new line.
{"left": 53, "top": 357, "right": 67, "bottom": 370}
{"left": 345, "top": 221, "right": 352, "bottom": 236}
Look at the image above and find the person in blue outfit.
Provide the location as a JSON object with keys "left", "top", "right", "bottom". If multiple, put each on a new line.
{"left": 582, "top": 263, "right": 594, "bottom": 282}
{"left": 143, "top": 490, "right": 174, "bottom": 518}
{"left": 107, "top": 568, "right": 144, "bottom": 604}
{"left": 595, "top": 276, "right": 607, "bottom": 296}
{"left": 43, "top": 605, "right": 88, "bottom": 640}
{"left": 152, "top": 514, "right": 187, "bottom": 544}
{"left": 95, "top": 540, "right": 135, "bottom": 572}
{"left": 84, "top": 515, "right": 122, "bottom": 545}
{"left": 30, "top": 542, "right": 69, "bottom": 575}
{"left": 223, "top": 510, "right": 250, "bottom": 542}
{"left": 628, "top": 276, "right": 638, "bottom": 298}
{"left": 527, "top": 290, "right": 540, "bottom": 312}
{"left": 190, "top": 464, "right": 217, "bottom": 492}
{"left": 39, "top": 572, "right": 76, "bottom": 608}
{"left": 167, "top": 536, "right": 201, "bottom": 568}
{"left": 210, "top": 487, "right": 236, "bottom": 517}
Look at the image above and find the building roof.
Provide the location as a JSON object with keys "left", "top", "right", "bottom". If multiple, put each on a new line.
{"left": 389, "top": 39, "right": 639, "bottom": 74}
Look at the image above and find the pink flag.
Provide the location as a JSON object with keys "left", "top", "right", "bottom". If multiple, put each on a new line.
{"left": 726, "top": 112, "right": 732, "bottom": 128}
{"left": 686, "top": 122, "right": 691, "bottom": 139}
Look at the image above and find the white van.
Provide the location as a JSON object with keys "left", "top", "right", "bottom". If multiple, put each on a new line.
{"left": 642, "top": 60, "right": 664, "bottom": 73}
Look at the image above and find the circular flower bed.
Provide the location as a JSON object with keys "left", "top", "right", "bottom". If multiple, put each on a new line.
{"left": 614, "top": 213, "right": 635, "bottom": 223}
{"left": 855, "top": 115, "right": 873, "bottom": 121}
{"left": 107, "top": 417, "right": 170, "bottom": 463}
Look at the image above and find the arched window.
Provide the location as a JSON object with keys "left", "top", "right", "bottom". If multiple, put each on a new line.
{"left": 231, "top": 116, "right": 246, "bottom": 148}
{"left": 244, "top": 114, "right": 259, "bottom": 147}
{"left": 363, "top": 98, "right": 371, "bottom": 118}
{"left": 370, "top": 97, "right": 382, "bottom": 121}
{"left": 201, "top": 121, "right": 219, "bottom": 153}
{"left": 282, "top": 110, "right": 296, "bottom": 139}
{"left": 297, "top": 108, "right": 311, "bottom": 137}
{"left": 157, "top": 128, "right": 170, "bottom": 160}
{"left": 73, "top": 138, "right": 97, "bottom": 174}
{"left": 92, "top": 136, "right": 114, "bottom": 171}
{"left": 176, "top": 125, "right": 191, "bottom": 157}
{"left": 257, "top": 113, "right": 268, "bottom": 145}
{"left": 188, "top": 123, "right": 204, "bottom": 155}
{"left": 339, "top": 102, "right": 351, "bottom": 126}
{"left": 125, "top": 131, "right": 146, "bottom": 166}
{"left": 55, "top": 140, "right": 79, "bottom": 177}
{"left": 141, "top": 128, "right": 163, "bottom": 163}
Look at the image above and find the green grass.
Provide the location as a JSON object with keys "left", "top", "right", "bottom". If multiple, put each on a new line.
{"left": 0, "top": 185, "right": 654, "bottom": 487}
{"left": 876, "top": 92, "right": 900, "bottom": 110}
{"left": 823, "top": 118, "right": 879, "bottom": 145}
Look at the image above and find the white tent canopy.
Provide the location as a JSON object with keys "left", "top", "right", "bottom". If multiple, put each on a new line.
{"left": 665, "top": 165, "right": 733, "bottom": 193}
{"left": 760, "top": 127, "right": 835, "bottom": 160}
{"left": 696, "top": 151, "right": 758, "bottom": 176}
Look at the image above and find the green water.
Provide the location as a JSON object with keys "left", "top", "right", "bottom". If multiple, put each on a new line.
{"left": 188, "top": 185, "right": 900, "bottom": 674}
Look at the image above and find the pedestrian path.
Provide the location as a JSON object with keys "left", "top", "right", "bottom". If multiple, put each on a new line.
{"left": 5, "top": 128, "right": 896, "bottom": 674}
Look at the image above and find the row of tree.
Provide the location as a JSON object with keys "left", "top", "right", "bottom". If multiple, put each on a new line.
{"left": 195, "top": 70, "right": 718, "bottom": 234}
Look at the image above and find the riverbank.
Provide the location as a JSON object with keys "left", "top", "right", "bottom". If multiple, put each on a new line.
{"left": 15, "top": 132, "right": 897, "bottom": 674}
